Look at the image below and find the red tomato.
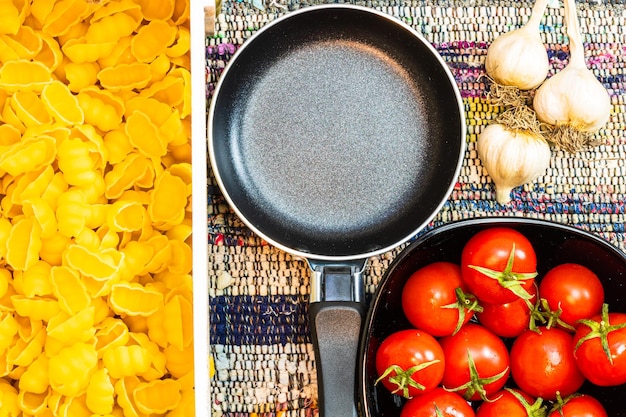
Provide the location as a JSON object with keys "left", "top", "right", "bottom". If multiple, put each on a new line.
{"left": 439, "top": 323, "right": 510, "bottom": 401}
{"left": 573, "top": 304, "right": 626, "bottom": 386}
{"left": 476, "top": 388, "right": 545, "bottom": 417}
{"left": 402, "top": 262, "right": 479, "bottom": 337}
{"left": 510, "top": 326, "right": 585, "bottom": 400}
{"left": 375, "top": 329, "right": 445, "bottom": 398}
{"left": 461, "top": 227, "right": 537, "bottom": 304}
{"left": 548, "top": 394, "right": 608, "bottom": 417}
{"left": 539, "top": 263, "right": 604, "bottom": 329}
{"left": 400, "top": 388, "right": 475, "bottom": 417}
{"left": 477, "top": 283, "right": 537, "bottom": 338}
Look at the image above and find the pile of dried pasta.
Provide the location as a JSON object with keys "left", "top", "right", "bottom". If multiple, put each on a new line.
{"left": 0, "top": 0, "right": 194, "bottom": 415}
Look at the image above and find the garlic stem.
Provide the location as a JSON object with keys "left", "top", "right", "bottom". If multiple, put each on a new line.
{"left": 563, "top": 0, "right": 585, "bottom": 68}
{"left": 527, "top": 0, "right": 550, "bottom": 32}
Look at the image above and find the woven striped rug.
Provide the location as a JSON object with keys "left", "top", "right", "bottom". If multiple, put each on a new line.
{"left": 208, "top": 1, "right": 626, "bottom": 415}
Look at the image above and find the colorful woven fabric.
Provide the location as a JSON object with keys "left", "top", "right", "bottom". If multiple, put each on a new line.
{"left": 208, "top": 1, "right": 626, "bottom": 415}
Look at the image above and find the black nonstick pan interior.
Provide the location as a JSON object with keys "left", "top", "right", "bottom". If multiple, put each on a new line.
{"left": 209, "top": 5, "right": 465, "bottom": 259}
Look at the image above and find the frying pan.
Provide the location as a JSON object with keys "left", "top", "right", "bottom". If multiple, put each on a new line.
{"left": 208, "top": 5, "right": 465, "bottom": 416}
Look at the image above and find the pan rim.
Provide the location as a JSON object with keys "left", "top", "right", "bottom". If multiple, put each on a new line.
{"left": 208, "top": 4, "right": 467, "bottom": 261}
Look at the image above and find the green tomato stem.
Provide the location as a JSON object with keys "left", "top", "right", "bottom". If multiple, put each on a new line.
{"left": 376, "top": 360, "right": 441, "bottom": 399}
{"left": 441, "top": 287, "right": 483, "bottom": 335}
{"left": 575, "top": 303, "right": 626, "bottom": 365}
{"left": 468, "top": 243, "right": 537, "bottom": 301}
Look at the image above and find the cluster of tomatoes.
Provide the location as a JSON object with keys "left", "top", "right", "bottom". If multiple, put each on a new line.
{"left": 375, "top": 227, "right": 626, "bottom": 417}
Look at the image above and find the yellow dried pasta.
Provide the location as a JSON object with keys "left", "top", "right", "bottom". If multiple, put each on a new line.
{"left": 42, "top": 0, "right": 91, "bottom": 37}
{"left": 148, "top": 171, "right": 187, "bottom": 226}
{"left": 47, "top": 307, "right": 96, "bottom": 346}
{"left": 140, "top": 74, "right": 185, "bottom": 107}
{"left": 48, "top": 342, "right": 98, "bottom": 397}
{"left": 77, "top": 91, "right": 123, "bottom": 133}
{"left": 64, "top": 62, "right": 99, "bottom": 92}
{"left": 0, "top": 134, "right": 56, "bottom": 177}
{"left": 5, "top": 327, "right": 45, "bottom": 367}
{"left": 0, "top": 0, "right": 194, "bottom": 414}
{"left": 97, "top": 62, "right": 152, "bottom": 91}
{"left": 0, "top": 123, "right": 20, "bottom": 146}
{"left": 1, "top": 26, "right": 42, "bottom": 60}
{"left": 103, "top": 344, "right": 151, "bottom": 379}
{"left": 126, "top": 110, "right": 168, "bottom": 158}
{"left": 163, "top": 294, "right": 193, "bottom": 350}
{"left": 129, "top": 332, "right": 166, "bottom": 381}
{"left": 168, "top": 239, "right": 192, "bottom": 275}
{"left": 0, "top": 3, "right": 21, "bottom": 35}
{"left": 17, "top": 260, "right": 53, "bottom": 298}
{"left": 5, "top": 218, "right": 42, "bottom": 271}
{"left": 133, "top": 378, "right": 181, "bottom": 414}
{"left": 163, "top": 344, "right": 194, "bottom": 378}
{"left": 167, "top": 26, "right": 190, "bottom": 58}
{"left": 149, "top": 53, "right": 171, "bottom": 83}
{"left": 62, "top": 38, "right": 118, "bottom": 64}
{"left": 0, "top": 60, "right": 52, "bottom": 92}
{"left": 64, "top": 244, "right": 123, "bottom": 282}
{"left": 12, "top": 165, "right": 54, "bottom": 204}
{"left": 11, "top": 296, "right": 60, "bottom": 322}
{"left": 55, "top": 188, "right": 88, "bottom": 237}
{"left": 57, "top": 137, "right": 99, "bottom": 187}
{"left": 85, "top": 367, "right": 115, "bottom": 415}
{"left": 103, "top": 129, "right": 133, "bottom": 164}
{"left": 10, "top": 90, "right": 52, "bottom": 127}
{"left": 0, "top": 269, "right": 10, "bottom": 299}
{"left": 35, "top": 31, "right": 63, "bottom": 72}
{"left": 41, "top": 80, "right": 85, "bottom": 125}
{"left": 97, "top": 35, "right": 133, "bottom": 69}
{"left": 86, "top": 12, "right": 139, "bottom": 44}
{"left": 0, "top": 312, "right": 19, "bottom": 353}
{"left": 0, "top": 380, "right": 19, "bottom": 417}
{"left": 18, "top": 389, "right": 49, "bottom": 415}
{"left": 56, "top": 394, "right": 94, "bottom": 417}
{"left": 107, "top": 200, "right": 146, "bottom": 232}
{"left": 109, "top": 282, "right": 163, "bottom": 317}
{"left": 131, "top": 20, "right": 177, "bottom": 63}
{"left": 133, "top": 0, "right": 174, "bottom": 21}
{"left": 23, "top": 198, "right": 58, "bottom": 240}
{"left": 95, "top": 316, "right": 130, "bottom": 355}
{"left": 50, "top": 265, "right": 91, "bottom": 315}
{"left": 91, "top": 0, "right": 141, "bottom": 23}
{"left": 114, "top": 375, "right": 143, "bottom": 417}
{"left": 169, "top": 67, "right": 191, "bottom": 119}
{"left": 18, "top": 352, "right": 49, "bottom": 394}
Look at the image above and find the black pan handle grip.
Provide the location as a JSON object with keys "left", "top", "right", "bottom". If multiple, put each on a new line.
{"left": 308, "top": 261, "right": 367, "bottom": 417}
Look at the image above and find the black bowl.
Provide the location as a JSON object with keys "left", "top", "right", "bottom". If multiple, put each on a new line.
{"left": 358, "top": 217, "right": 626, "bottom": 416}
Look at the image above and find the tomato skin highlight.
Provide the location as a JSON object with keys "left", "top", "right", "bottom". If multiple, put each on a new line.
{"left": 375, "top": 329, "right": 445, "bottom": 398}
{"left": 476, "top": 389, "right": 541, "bottom": 417}
{"left": 573, "top": 310, "right": 626, "bottom": 386}
{"left": 510, "top": 326, "right": 585, "bottom": 400}
{"left": 402, "top": 262, "right": 475, "bottom": 337}
{"left": 547, "top": 395, "right": 608, "bottom": 417}
{"left": 400, "top": 387, "right": 475, "bottom": 417}
{"left": 477, "top": 283, "right": 537, "bottom": 338}
{"left": 439, "top": 323, "right": 510, "bottom": 401}
{"left": 539, "top": 263, "right": 604, "bottom": 328}
{"left": 461, "top": 227, "right": 537, "bottom": 304}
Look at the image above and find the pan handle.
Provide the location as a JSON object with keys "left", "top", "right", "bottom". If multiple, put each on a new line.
{"left": 308, "top": 259, "right": 367, "bottom": 417}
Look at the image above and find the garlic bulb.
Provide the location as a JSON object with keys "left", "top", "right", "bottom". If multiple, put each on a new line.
{"left": 533, "top": 0, "right": 610, "bottom": 144}
{"left": 478, "top": 123, "right": 551, "bottom": 204}
{"left": 485, "top": 0, "right": 550, "bottom": 90}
